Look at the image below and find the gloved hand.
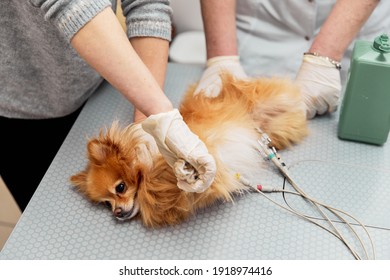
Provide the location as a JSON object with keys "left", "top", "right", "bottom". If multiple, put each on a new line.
{"left": 295, "top": 53, "right": 342, "bottom": 119}
{"left": 194, "top": 55, "right": 248, "bottom": 97}
{"left": 129, "top": 122, "right": 160, "bottom": 160}
{"left": 142, "top": 109, "right": 216, "bottom": 193}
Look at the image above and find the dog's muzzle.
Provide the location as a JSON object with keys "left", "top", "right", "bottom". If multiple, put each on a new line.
{"left": 114, "top": 203, "right": 139, "bottom": 221}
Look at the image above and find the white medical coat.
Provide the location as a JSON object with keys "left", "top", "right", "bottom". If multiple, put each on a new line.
{"left": 236, "top": 0, "right": 390, "bottom": 83}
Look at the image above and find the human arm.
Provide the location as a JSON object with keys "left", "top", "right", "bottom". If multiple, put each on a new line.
{"left": 195, "top": 0, "right": 247, "bottom": 97}
{"left": 32, "top": 1, "right": 216, "bottom": 192}
{"left": 200, "top": 0, "right": 238, "bottom": 59}
{"left": 297, "top": 0, "right": 380, "bottom": 118}
{"left": 121, "top": 0, "right": 171, "bottom": 122}
{"left": 129, "top": 37, "right": 169, "bottom": 122}
{"left": 31, "top": 0, "right": 172, "bottom": 116}
{"left": 71, "top": 7, "right": 172, "bottom": 116}
{"left": 309, "top": 0, "right": 379, "bottom": 61}
{"left": 72, "top": 8, "right": 215, "bottom": 192}
{"left": 31, "top": 0, "right": 171, "bottom": 119}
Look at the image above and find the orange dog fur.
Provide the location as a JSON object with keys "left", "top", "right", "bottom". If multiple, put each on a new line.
{"left": 70, "top": 75, "right": 308, "bottom": 227}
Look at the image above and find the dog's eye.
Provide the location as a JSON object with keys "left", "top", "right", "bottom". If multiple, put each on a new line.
{"left": 115, "top": 182, "right": 126, "bottom": 194}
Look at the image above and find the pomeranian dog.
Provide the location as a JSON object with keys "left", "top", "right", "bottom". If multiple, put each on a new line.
{"left": 70, "top": 74, "right": 308, "bottom": 227}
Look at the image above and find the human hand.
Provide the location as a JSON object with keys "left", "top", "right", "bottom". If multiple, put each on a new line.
{"left": 194, "top": 56, "right": 248, "bottom": 97}
{"left": 141, "top": 109, "right": 216, "bottom": 193}
{"left": 295, "top": 53, "right": 342, "bottom": 119}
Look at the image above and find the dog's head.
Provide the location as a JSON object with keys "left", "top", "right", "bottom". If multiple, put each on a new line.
{"left": 70, "top": 121, "right": 159, "bottom": 221}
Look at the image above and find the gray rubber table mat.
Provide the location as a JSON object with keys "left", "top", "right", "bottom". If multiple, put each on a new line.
{"left": 1, "top": 63, "right": 389, "bottom": 260}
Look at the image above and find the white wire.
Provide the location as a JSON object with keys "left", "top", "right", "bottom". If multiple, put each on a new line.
{"left": 250, "top": 185, "right": 363, "bottom": 260}
{"left": 253, "top": 128, "right": 375, "bottom": 260}
{"left": 277, "top": 163, "right": 363, "bottom": 260}
{"left": 253, "top": 187, "right": 357, "bottom": 245}
{"left": 278, "top": 189, "right": 375, "bottom": 260}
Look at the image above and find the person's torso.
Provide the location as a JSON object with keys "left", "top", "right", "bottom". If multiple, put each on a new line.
{"left": 235, "top": 0, "right": 390, "bottom": 82}
{"left": 0, "top": 0, "right": 117, "bottom": 118}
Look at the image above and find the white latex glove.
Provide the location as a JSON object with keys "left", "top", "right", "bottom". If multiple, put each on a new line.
{"left": 141, "top": 109, "right": 216, "bottom": 193}
{"left": 129, "top": 122, "right": 159, "bottom": 161}
{"left": 194, "top": 55, "right": 248, "bottom": 97}
{"left": 295, "top": 54, "right": 342, "bottom": 119}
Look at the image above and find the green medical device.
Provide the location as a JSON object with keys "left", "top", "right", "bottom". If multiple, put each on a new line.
{"left": 338, "top": 34, "right": 390, "bottom": 145}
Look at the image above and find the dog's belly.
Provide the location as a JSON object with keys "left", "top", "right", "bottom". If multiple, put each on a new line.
{"left": 214, "top": 126, "right": 268, "bottom": 189}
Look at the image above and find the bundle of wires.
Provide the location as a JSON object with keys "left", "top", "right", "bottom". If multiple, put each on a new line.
{"left": 240, "top": 128, "right": 375, "bottom": 260}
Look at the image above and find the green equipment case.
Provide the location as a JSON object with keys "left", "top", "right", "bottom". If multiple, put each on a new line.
{"left": 338, "top": 34, "right": 390, "bottom": 145}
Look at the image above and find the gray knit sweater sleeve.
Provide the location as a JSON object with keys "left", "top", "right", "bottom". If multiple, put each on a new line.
{"left": 122, "top": 0, "right": 172, "bottom": 41}
{"left": 30, "top": 0, "right": 172, "bottom": 42}
{"left": 30, "top": 0, "right": 111, "bottom": 41}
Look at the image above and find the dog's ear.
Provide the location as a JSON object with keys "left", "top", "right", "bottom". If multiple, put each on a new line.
{"left": 70, "top": 171, "right": 88, "bottom": 191}
{"left": 87, "top": 139, "right": 111, "bottom": 164}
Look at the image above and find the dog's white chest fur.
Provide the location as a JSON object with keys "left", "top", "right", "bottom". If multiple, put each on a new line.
{"left": 214, "top": 125, "right": 267, "bottom": 190}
